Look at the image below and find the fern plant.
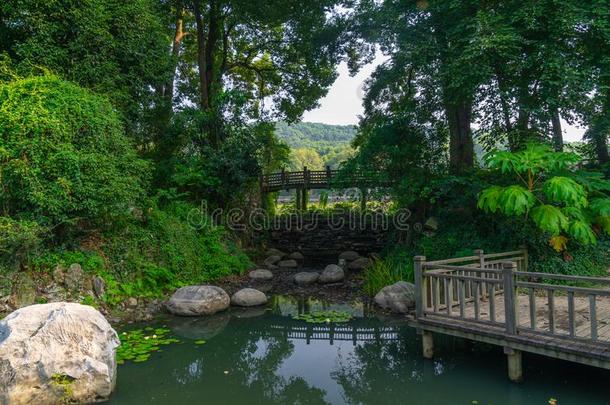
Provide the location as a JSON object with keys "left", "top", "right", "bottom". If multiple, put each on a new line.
{"left": 477, "top": 143, "right": 610, "bottom": 250}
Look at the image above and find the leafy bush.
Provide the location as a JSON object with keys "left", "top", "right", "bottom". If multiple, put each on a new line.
{"left": 478, "top": 144, "right": 610, "bottom": 249}
{"left": 0, "top": 217, "right": 47, "bottom": 268}
{"left": 0, "top": 74, "right": 149, "bottom": 228}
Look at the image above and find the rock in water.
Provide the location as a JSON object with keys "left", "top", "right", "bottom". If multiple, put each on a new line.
{"left": 0, "top": 303, "right": 119, "bottom": 405}
{"left": 266, "top": 248, "right": 286, "bottom": 258}
{"left": 319, "top": 264, "right": 345, "bottom": 284}
{"left": 231, "top": 288, "right": 267, "bottom": 307}
{"left": 348, "top": 257, "right": 372, "bottom": 271}
{"left": 338, "top": 251, "right": 360, "bottom": 262}
{"left": 248, "top": 269, "right": 274, "bottom": 280}
{"left": 293, "top": 272, "right": 319, "bottom": 286}
{"left": 278, "top": 259, "right": 298, "bottom": 268}
{"left": 166, "top": 286, "right": 230, "bottom": 316}
{"left": 374, "top": 281, "right": 416, "bottom": 313}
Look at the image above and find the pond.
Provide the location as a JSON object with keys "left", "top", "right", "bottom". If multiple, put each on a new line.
{"left": 108, "top": 296, "right": 610, "bottom": 405}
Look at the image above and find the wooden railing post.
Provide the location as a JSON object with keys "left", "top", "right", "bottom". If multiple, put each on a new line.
{"left": 414, "top": 256, "right": 426, "bottom": 319}
{"left": 281, "top": 168, "right": 287, "bottom": 190}
{"left": 520, "top": 245, "right": 529, "bottom": 272}
{"left": 502, "top": 261, "right": 518, "bottom": 335}
{"left": 475, "top": 249, "right": 485, "bottom": 298}
{"left": 325, "top": 165, "right": 332, "bottom": 187}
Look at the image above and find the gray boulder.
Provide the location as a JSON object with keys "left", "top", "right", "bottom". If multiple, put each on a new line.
{"left": 294, "top": 272, "right": 320, "bottom": 286}
{"left": 231, "top": 288, "right": 267, "bottom": 307}
{"left": 266, "top": 248, "right": 286, "bottom": 258}
{"left": 319, "top": 264, "right": 345, "bottom": 284}
{"left": 288, "top": 252, "right": 305, "bottom": 261}
{"left": 339, "top": 251, "right": 360, "bottom": 262}
{"left": 264, "top": 255, "right": 282, "bottom": 266}
{"left": 374, "top": 281, "right": 416, "bottom": 313}
{"left": 348, "top": 257, "right": 372, "bottom": 271}
{"left": 248, "top": 269, "right": 274, "bottom": 280}
{"left": 64, "top": 263, "right": 84, "bottom": 291}
{"left": 166, "top": 285, "right": 230, "bottom": 316}
{"left": 0, "top": 303, "right": 119, "bottom": 404}
{"left": 93, "top": 276, "right": 106, "bottom": 298}
{"left": 278, "top": 259, "right": 298, "bottom": 268}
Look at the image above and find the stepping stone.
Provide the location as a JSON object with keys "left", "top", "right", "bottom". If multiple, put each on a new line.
{"left": 339, "top": 251, "right": 360, "bottom": 262}
{"left": 348, "top": 257, "right": 371, "bottom": 271}
{"left": 319, "top": 264, "right": 345, "bottom": 284}
{"left": 266, "top": 248, "right": 286, "bottom": 258}
{"left": 278, "top": 259, "right": 298, "bottom": 268}
{"left": 264, "top": 255, "right": 282, "bottom": 266}
{"left": 288, "top": 252, "right": 304, "bottom": 260}
{"left": 231, "top": 288, "right": 267, "bottom": 307}
{"left": 248, "top": 269, "right": 274, "bottom": 280}
{"left": 294, "top": 272, "right": 319, "bottom": 286}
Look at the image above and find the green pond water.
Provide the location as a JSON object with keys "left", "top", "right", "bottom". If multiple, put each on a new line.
{"left": 108, "top": 296, "right": 610, "bottom": 405}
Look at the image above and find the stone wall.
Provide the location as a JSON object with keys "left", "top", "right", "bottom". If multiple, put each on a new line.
{"left": 262, "top": 213, "right": 404, "bottom": 260}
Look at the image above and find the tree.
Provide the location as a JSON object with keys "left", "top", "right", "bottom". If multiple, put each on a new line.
{"left": 0, "top": 74, "right": 149, "bottom": 229}
{"left": 0, "top": 0, "right": 173, "bottom": 144}
{"left": 288, "top": 148, "right": 325, "bottom": 171}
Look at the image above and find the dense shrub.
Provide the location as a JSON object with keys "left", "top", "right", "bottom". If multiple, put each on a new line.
{"left": 0, "top": 75, "right": 149, "bottom": 228}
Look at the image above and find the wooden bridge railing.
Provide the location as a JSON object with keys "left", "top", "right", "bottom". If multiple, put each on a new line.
{"left": 414, "top": 249, "right": 610, "bottom": 344}
{"left": 260, "top": 167, "right": 387, "bottom": 193}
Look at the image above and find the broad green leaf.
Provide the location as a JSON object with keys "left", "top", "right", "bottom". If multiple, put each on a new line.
{"left": 531, "top": 205, "right": 569, "bottom": 235}
{"left": 542, "top": 177, "right": 587, "bottom": 207}
{"left": 562, "top": 206, "right": 587, "bottom": 222}
{"left": 498, "top": 185, "right": 535, "bottom": 215}
{"left": 589, "top": 199, "right": 610, "bottom": 217}
{"left": 567, "top": 220, "right": 597, "bottom": 245}
{"left": 477, "top": 186, "right": 503, "bottom": 213}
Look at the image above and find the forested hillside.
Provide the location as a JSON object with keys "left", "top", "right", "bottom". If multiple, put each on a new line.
{"left": 275, "top": 122, "right": 356, "bottom": 147}
{"left": 275, "top": 122, "right": 356, "bottom": 170}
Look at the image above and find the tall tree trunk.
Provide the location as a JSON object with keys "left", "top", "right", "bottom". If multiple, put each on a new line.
{"left": 165, "top": 7, "right": 185, "bottom": 107}
{"left": 193, "top": 0, "right": 208, "bottom": 110}
{"left": 550, "top": 107, "right": 564, "bottom": 152}
{"left": 446, "top": 101, "right": 474, "bottom": 174}
{"left": 589, "top": 88, "right": 610, "bottom": 164}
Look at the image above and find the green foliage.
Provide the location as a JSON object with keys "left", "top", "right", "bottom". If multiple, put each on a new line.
{"left": 275, "top": 122, "right": 356, "bottom": 147}
{"left": 362, "top": 254, "right": 413, "bottom": 297}
{"left": 292, "top": 310, "right": 353, "bottom": 324}
{"left": 0, "top": 75, "right": 149, "bottom": 229}
{"left": 478, "top": 144, "right": 610, "bottom": 247}
{"left": 0, "top": 217, "right": 46, "bottom": 268}
{"left": 116, "top": 327, "right": 180, "bottom": 365}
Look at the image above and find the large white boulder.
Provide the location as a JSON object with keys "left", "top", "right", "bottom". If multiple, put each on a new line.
{"left": 0, "top": 303, "right": 119, "bottom": 405}
{"left": 166, "top": 286, "right": 230, "bottom": 316}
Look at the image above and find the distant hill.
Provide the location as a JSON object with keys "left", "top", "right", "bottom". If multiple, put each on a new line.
{"left": 274, "top": 122, "right": 357, "bottom": 148}
{"left": 274, "top": 122, "right": 357, "bottom": 170}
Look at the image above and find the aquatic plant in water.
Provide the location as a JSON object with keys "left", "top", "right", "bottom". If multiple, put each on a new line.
{"left": 116, "top": 327, "right": 180, "bottom": 364}
{"left": 292, "top": 310, "right": 353, "bottom": 323}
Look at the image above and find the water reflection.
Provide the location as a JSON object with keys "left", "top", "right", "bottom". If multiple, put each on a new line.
{"left": 108, "top": 296, "right": 610, "bottom": 405}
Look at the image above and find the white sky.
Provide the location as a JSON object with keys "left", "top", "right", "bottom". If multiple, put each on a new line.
{"left": 303, "top": 56, "right": 586, "bottom": 142}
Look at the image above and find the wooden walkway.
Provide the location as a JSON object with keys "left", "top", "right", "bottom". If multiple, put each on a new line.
{"left": 409, "top": 249, "right": 610, "bottom": 381}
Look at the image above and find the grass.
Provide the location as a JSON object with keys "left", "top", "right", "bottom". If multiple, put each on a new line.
{"left": 362, "top": 255, "right": 414, "bottom": 297}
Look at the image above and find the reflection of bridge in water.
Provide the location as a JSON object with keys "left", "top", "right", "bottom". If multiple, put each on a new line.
{"left": 264, "top": 322, "right": 401, "bottom": 345}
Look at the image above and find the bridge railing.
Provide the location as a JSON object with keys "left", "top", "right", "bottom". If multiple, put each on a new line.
{"left": 414, "top": 249, "right": 610, "bottom": 343}
{"left": 260, "top": 167, "right": 387, "bottom": 192}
